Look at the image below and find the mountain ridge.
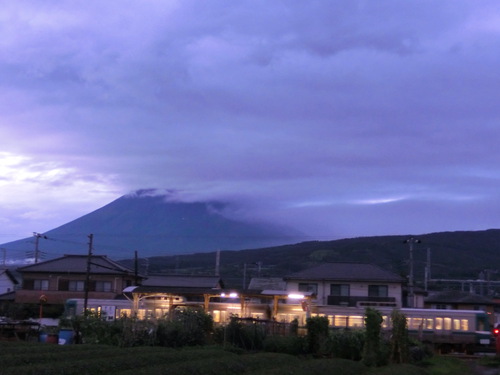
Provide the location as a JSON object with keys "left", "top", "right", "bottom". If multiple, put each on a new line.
{"left": 119, "top": 228, "right": 500, "bottom": 290}
{"left": 0, "top": 190, "right": 305, "bottom": 261}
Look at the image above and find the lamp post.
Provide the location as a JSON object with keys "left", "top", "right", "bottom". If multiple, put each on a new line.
{"left": 404, "top": 237, "right": 421, "bottom": 307}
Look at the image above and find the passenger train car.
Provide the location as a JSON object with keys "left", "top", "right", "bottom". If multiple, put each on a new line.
{"left": 64, "top": 298, "right": 493, "bottom": 353}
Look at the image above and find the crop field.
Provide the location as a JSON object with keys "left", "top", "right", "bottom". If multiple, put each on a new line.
{"left": 0, "top": 341, "right": 363, "bottom": 375}
{"left": 0, "top": 341, "right": 485, "bottom": 375}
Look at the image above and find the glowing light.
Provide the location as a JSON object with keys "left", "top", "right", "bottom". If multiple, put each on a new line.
{"left": 287, "top": 293, "right": 305, "bottom": 299}
{"left": 221, "top": 292, "right": 238, "bottom": 298}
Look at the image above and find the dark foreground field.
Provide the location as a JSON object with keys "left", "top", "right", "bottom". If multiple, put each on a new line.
{"left": 0, "top": 342, "right": 495, "bottom": 375}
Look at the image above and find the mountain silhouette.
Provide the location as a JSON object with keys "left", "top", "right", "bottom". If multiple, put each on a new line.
{"left": 1, "top": 189, "right": 305, "bottom": 261}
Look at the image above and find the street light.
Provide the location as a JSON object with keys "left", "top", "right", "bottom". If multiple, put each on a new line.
{"left": 404, "top": 237, "right": 421, "bottom": 307}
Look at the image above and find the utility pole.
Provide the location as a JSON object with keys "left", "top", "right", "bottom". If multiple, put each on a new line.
{"left": 404, "top": 237, "right": 421, "bottom": 307}
{"left": 134, "top": 250, "right": 139, "bottom": 286}
{"left": 215, "top": 250, "right": 220, "bottom": 277}
{"left": 83, "top": 234, "right": 93, "bottom": 316}
{"left": 33, "top": 232, "right": 47, "bottom": 263}
{"left": 424, "top": 248, "right": 431, "bottom": 292}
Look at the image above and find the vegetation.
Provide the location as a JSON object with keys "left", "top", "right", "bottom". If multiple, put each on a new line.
{"left": 389, "top": 309, "right": 410, "bottom": 364}
{"left": 305, "top": 316, "right": 329, "bottom": 355}
{"left": 118, "top": 229, "right": 500, "bottom": 289}
{"left": 362, "top": 307, "right": 385, "bottom": 367}
{"left": 0, "top": 341, "right": 483, "bottom": 375}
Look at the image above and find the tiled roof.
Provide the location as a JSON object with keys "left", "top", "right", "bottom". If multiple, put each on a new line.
{"left": 142, "top": 275, "right": 223, "bottom": 289}
{"left": 285, "top": 262, "right": 404, "bottom": 283}
{"left": 17, "top": 255, "right": 137, "bottom": 276}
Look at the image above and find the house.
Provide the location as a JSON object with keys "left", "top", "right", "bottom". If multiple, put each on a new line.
{"left": 0, "top": 269, "right": 19, "bottom": 295}
{"left": 284, "top": 262, "right": 405, "bottom": 309}
{"left": 424, "top": 290, "right": 497, "bottom": 325}
{"left": 15, "top": 255, "right": 142, "bottom": 305}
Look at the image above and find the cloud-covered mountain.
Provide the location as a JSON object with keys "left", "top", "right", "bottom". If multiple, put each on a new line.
{"left": 1, "top": 189, "right": 305, "bottom": 261}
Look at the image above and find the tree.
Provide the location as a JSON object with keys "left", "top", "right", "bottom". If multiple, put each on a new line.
{"left": 362, "top": 307, "right": 384, "bottom": 366}
{"left": 306, "top": 316, "right": 329, "bottom": 355}
{"left": 389, "top": 309, "right": 410, "bottom": 363}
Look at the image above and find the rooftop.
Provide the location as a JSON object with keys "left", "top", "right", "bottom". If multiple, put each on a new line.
{"left": 17, "top": 254, "right": 138, "bottom": 276}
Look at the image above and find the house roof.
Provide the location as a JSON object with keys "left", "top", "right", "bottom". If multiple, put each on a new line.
{"left": 285, "top": 262, "right": 405, "bottom": 283}
{"left": 0, "top": 269, "right": 19, "bottom": 285}
{"left": 425, "top": 291, "right": 494, "bottom": 305}
{"left": 142, "top": 275, "right": 223, "bottom": 289}
{"left": 16, "top": 254, "right": 138, "bottom": 276}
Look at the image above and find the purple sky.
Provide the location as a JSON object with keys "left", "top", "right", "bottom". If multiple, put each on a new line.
{"left": 2, "top": 1, "right": 500, "bottom": 244}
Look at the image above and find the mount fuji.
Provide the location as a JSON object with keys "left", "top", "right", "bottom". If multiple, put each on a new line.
{"left": 1, "top": 189, "right": 305, "bottom": 261}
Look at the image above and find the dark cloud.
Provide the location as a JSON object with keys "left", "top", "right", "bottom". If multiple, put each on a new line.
{"left": 1, "top": 1, "right": 500, "bottom": 242}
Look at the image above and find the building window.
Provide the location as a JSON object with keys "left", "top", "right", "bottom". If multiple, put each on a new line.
{"left": 34, "top": 279, "right": 49, "bottom": 291}
{"left": 435, "top": 304, "right": 449, "bottom": 310}
{"left": 330, "top": 284, "right": 350, "bottom": 296}
{"left": 298, "top": 283, "right": 318, "bottom": 294}
{"left": 68, "top": 280, "right": 85, "bottom": 291}
{"left": 368, "top": 285, "right": 388, "bottom": 297}
{"left": 95, "top": 281, "right": 112, "bottom": 292}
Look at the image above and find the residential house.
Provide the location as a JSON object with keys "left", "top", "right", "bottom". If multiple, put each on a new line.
{"left": 15, "top": 255, "right": 142, "bottom": 305}
{"left": 284, "top": 262, "right": 405, "bottom": 309}
{"left": 424, "top": 290, "right": 496, "bottom": 325}
{"left": 0, "top": 269, "right": 19, "bottom": 295}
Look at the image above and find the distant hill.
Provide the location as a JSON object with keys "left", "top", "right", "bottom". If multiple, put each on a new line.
{"left": 1, "top": 189, "right": 305, "bottom": 261}
{"left": 119, "top": 229, "right": 500, "bottom": 290}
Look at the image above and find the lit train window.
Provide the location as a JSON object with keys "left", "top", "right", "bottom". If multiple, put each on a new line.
{"left": 382, "top": 316, "right": 388, "bottom": 328}
{"left": 408, "top": 317, "right": 422, "bottom": 330}
{"left": 444, "top": 318, "right": 452, "bottom": 330}
{"left": 335, "top": 315, "right": 349, "bottom": 327}
{"left": 120, "top": 309, "right": 131, "bottom": 318}
{"left": 212, "top": 310, "right": 221, "bottom": 323}
{"left": 453, "top": 319, "right": 460, "bottom": 330}
{"left": 425, "top": 318, "right": 433, "bottom": 330}
{"left": 349, "top": 316, "right": 364, "bottom": 327}
{"left": 327, "top": 315, "right": 334, "bottom": 326}
{"left": 435, "top": 318, "right": 443, "bottom": 330}
{"left": 461, "top": 319, "right": 469, "bottom": 331}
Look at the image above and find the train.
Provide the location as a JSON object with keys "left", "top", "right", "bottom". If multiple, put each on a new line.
{"left": 64, "top": 297, "right": 494, "bottom": 353}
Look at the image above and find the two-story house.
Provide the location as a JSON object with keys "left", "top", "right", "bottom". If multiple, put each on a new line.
{"left": 284, "top": 262, "right": 405, "bottom": 310}
{"left": 15, "top": 254, "right": 142, "bottom": 305}
{"left": 0, "top": 269, "right": 19, "bottom": 295}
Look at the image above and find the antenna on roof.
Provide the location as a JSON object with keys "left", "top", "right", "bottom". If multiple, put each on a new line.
{"left": 33, "top": 232, "right": 48, "bottom": 264}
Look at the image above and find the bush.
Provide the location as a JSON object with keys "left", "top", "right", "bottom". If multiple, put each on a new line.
{"left": 215, "top": 317, "right": 267, "bottom": 351}
{"left": 362, "top": 308, "right": 385, "bottom": 367}
{"left": 156, "top": 308, "right": 214, "bottom": 347}
{"left": 325, "top": 329, "right": 365, "bottom": 360}
{"left": 263, "top": 335, "right": 306, "bottom": 355}
{"left": 305, "top": 316, "right": 329, "bottom": 355}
